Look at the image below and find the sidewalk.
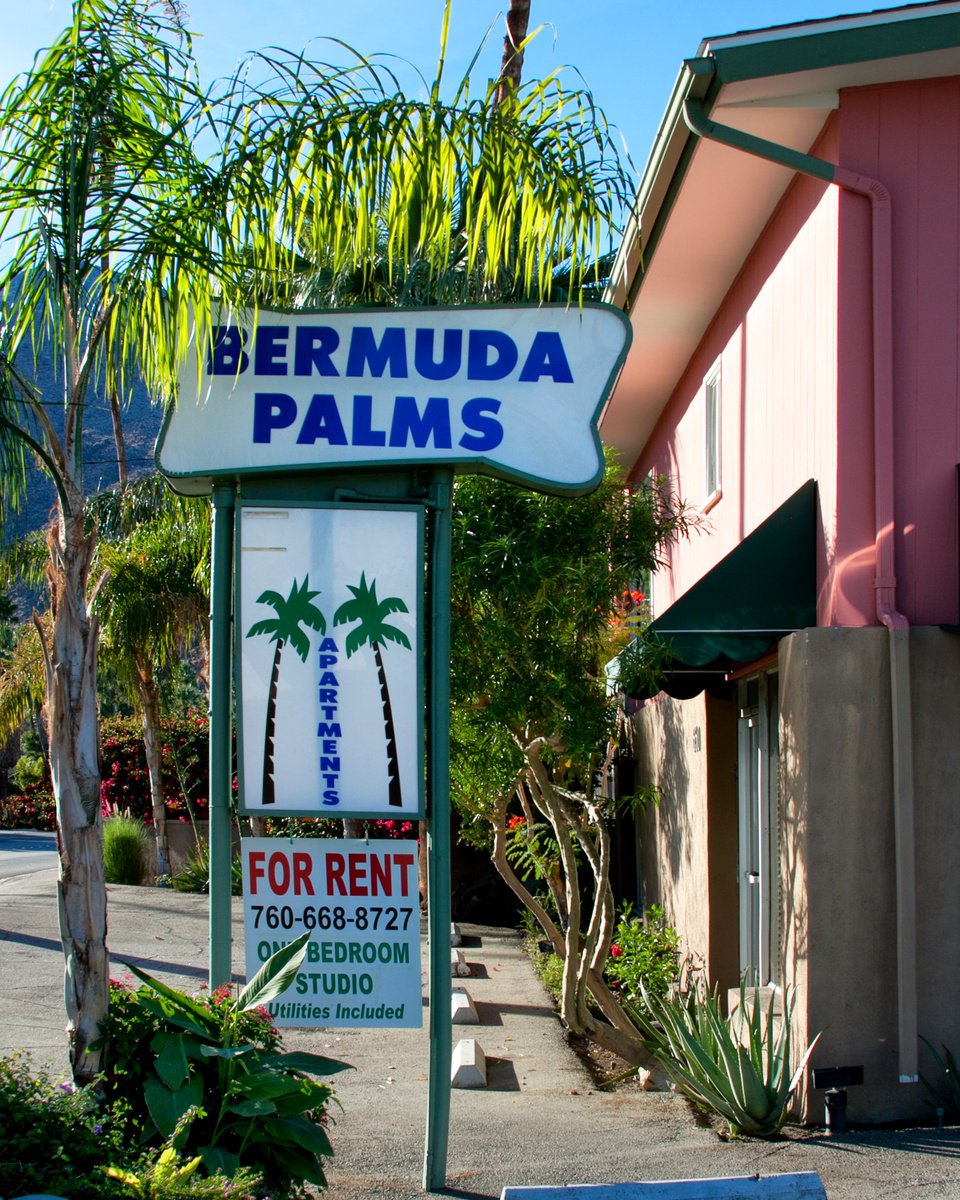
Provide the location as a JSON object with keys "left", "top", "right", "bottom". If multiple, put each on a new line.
{"left": 2, "top": 867, "right": 960, "bottom": 1199}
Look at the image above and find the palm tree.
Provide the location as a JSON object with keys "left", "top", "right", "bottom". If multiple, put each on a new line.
{"left": 96, "top": 485, "right": 210, "bottom": 877}
{"left": 334, "top": 573, "right": 411, "bottom": 809}
{"left": 246, "top": 577, "right": 326, "bottom": 806}
{"left": 0, "top": 0, "right": 628, "bottom": 1082}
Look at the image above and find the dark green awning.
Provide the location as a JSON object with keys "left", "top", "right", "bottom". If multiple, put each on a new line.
{"left": 647, "top": 479, "right": 818, "bottom": 697}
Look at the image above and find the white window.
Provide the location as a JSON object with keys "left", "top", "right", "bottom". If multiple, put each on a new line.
{"left": 705, "top": 365, "right": 721, "bottom": 506}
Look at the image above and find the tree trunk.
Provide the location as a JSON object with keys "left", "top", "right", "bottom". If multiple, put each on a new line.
{"left": 495, "top": 0, "right": 532, "bottom": 106}
{"left": 343, "top": 819, "right": 365, "bottom": 839}
{"left": 134, "top": 659, "right": 169, "bottom": 878}
{"left": 43, "top": 509, "right": 108, "bottom": 1085}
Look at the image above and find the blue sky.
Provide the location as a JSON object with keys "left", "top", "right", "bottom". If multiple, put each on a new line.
{"left": 6, "top": 1, "right": 896, "bottom": 174}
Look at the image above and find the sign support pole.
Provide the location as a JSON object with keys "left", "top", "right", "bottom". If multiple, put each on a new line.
{"left": 423, "top": 468, "right": 453, "bottom": 1192}
{"left": 209, "top": 482, "right": 236, "bottom": 987}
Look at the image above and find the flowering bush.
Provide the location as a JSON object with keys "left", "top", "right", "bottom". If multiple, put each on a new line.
{"left": 0, "top": 1051, "right": 127, "bottom": 1198}
{"left": 604, "top": 903, "right": 681, "bottom": 1002}
{"left": 99, "top": 710, "right": 216, "bottom": 824}
{"left": 0, "top": 780, "right": 56, "bottom": 830}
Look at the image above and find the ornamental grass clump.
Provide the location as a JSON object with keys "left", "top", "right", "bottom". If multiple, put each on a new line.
{"left": 103, "top": 813, "right": 151, "bottom": 885}
{"left": 629, "top": 979, "right": 820, "bottom": 1138}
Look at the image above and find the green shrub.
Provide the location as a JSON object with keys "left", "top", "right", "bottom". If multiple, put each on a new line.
{"left": 628, "top": 979, "right": 820, "bottom": 1138}
{"left": 604, "top": 903, "right": 681, "bottom": 1002}
{"left": 170, "top": 837, "right": 242, "bottom": 895}
{"left": 95, "top": 934, "right": 351, "bottom": 1196}
{"left": 0, "top": 1051, "right": 127, "bottom": 1199}
{"left": 104, "top": 814, "right": 151, "bottom": 885}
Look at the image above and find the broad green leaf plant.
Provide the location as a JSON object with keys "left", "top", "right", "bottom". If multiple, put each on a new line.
{"left": 101, "top": 932, "right": 351, "bottom": 1192}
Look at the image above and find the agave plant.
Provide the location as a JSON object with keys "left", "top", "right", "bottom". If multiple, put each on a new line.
{"left": 920, "top": 1036, "right": 960, "bottom": 1119}
{"left": 629, "top": 978, "right": 820, "bottom": 1138}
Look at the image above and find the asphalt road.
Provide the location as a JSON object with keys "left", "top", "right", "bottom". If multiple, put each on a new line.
{"left": 0, "top": 829, "right": 57, "bottom": 879}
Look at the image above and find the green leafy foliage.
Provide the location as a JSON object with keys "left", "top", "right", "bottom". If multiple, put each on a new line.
{"left": 169, "top": 837, "right": 243, "bottom": 895}
{"left": 96, "top": 935, "right": 351, "bottom": 1194}
{"left": 0, "top": 1051, "right": 127, "bottom": 1198}
{"left": 629, "top": 980, "right": 820, "bottom": 1138}
{"left": 104, "top": 814, "right": 151, "bottom": 885}
{"left": 604, "top": 904, "right": 681, "bottom": 1003}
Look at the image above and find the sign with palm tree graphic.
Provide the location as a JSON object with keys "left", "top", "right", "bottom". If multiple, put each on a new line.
{"left": 238, "top": 504, "right": 423, "bottom": 816}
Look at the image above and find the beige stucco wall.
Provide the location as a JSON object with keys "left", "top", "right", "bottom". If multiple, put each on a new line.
{"left": 630, "top": 626, "right": 960, "bottom": 1125}
{"left": 629, "top": 691, "right": 738, "bottom": 992}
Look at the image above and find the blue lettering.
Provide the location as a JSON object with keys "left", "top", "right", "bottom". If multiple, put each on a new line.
{"left": 519, "top": 331, "right": 573, "bottom": 383}
{"left": 318, "top": 638, "right": 338, "bottom": 653}
{"left": 253, "top": 393, "right": 297, "bottom": 443}
{"left": 351, "top": 395, "right": 387, "bottom": 446}
{"left": 296, "top": 395, "right": 348, "bottom": 445}
{"left": 414, "top": 327, "right": 462, "bottom": 380}
{"left": 320, "top": 757, "right": 341, "bottom": 772}
{"left": 317, "top": 722, "right": 343, "bottom": 737}
{"left": 295, "top": 326, "right": 340, "bottom": 376}
{"left": 318, "top": 672, "right": 339, "bottom": 686}
{"left": 345, "top": 327, "right": 408, "bottom": 378}
{"left": 459, "top": 398, "right": 504, "bottom": 452}
{"left": 254, "top": 325, "right": 289, "bottom": 376}
{"left": 467, "top": 330, "right": 518, "bottom": 381}
{"left": 322, "top": 790, "right": 340, "bottom": 806}
{"left": 208, "top": 326, "right": 249, "bottom": 376}
{"left": 389, "top": 396, "right": 452, "bottom": 449}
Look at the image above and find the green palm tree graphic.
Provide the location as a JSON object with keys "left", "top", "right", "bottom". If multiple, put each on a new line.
{"left": 247, "top": 576, "right": 326, "bottom": 805}
{"left": 334, "top": 573, "right": 412, "bottom": 809}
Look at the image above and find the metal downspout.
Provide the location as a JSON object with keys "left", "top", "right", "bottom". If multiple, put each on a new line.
{"left": 683, "top": 92, "right": 919, "bottom": 1083}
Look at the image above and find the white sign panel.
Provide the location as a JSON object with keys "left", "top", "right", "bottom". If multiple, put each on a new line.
{"left": 238, "top": 504, "right": 423, "bottom": 817}
{"left": 243, "top": 838, "right": 422, "bottom": 1028}
{"left": 156, "top": 304, "right": 631, "bottom": 494}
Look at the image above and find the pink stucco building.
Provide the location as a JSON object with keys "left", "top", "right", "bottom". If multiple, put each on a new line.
{"left": 602, "top": 1, "right": 960, "bottom": 1123}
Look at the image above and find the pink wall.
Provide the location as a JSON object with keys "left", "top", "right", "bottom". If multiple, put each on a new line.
{"left": 635, "top": 121, "right": 854, "bottom": 625}
{"left": 636, "top": 79, "right": 960, "bottom": 630}
{"left": 838, "top": 77, "right": 960, "bottom": 627}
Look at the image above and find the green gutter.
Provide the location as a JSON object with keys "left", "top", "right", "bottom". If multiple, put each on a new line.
{"left": 681, "top": 90, "right": 835, "bottom": 184}
{"left": 711, "top": 10, "right": 960, "bottom": 85}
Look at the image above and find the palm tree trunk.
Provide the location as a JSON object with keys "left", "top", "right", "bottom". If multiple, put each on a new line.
{"left": 134, "top": 659, "right": 169, "bottom": 878}
{"left": 44, "top": 508, "right": 108, "bottom": 1085}
{"left": 373, "top": 641, "right": 402, "bottom": 807}
{"left": 495, "top": 0, "right": 531, "bottom": 106}
{"left": 262, "top": 639, "right": 284, "bottom": 804}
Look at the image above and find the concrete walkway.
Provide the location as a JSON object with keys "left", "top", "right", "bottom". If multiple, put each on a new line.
{"left": 2, "top": 865, "right": 960, "bottom": 1199}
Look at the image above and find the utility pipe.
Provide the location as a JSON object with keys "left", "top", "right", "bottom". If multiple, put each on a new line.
{"left": 683, "top": 90, "right": 918, "bottom": 1082}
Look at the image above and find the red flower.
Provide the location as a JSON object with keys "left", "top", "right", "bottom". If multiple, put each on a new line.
{"left": 507, "top": 815, "right": 525, "bottom": 830}
{"left": 610, "top": 944, "right": 622, "bottom": 958}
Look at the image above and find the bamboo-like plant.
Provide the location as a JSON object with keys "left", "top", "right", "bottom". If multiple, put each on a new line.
{"left": 628, "top": 979, "right": 820, "bottom": 1138}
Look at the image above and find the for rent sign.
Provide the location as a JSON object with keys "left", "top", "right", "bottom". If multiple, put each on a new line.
{"left": 156, "top": 304, "right": 631, "bottom": 494}
{"left": 243, "top": 838, "right": 422, "bottom": 1028}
